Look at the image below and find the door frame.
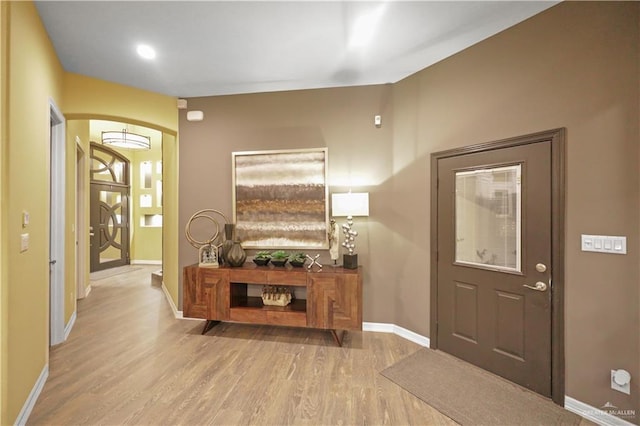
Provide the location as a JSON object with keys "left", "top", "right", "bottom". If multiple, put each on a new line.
{"left": 49, "top": 98, "right": 66, "bottom": 346}
{"left": 76, "top": 140, "right": 88, "bottom": 298}
{"left": 430, "top": 128, "right": 566, "bottom": 405}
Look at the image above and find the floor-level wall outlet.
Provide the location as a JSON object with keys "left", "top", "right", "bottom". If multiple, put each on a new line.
{"left": 611, "top": 369, "right": 631, "bottom": 394}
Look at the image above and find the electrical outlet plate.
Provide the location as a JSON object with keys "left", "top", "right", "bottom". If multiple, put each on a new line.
{"left": 611, "top": 369, "right": 631, "bottom": 395}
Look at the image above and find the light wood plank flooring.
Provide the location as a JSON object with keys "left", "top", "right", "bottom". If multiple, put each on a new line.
{"left": 28, "top": 265, "right": 454, "bottom": 425}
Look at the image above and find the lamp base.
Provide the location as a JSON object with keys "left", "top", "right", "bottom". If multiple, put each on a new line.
{"left": 343, "top": 254, "right": 358, "bottom": 269}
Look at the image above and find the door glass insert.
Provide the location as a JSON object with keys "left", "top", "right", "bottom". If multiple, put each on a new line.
{"left": 98, "top": 189, "right": 124, "bottom": 264}
{"left": 91, "top": 151, "right": 126, "bottom": 183}
{"left": 455, "top": 164, "right": 521, "bottom": 272}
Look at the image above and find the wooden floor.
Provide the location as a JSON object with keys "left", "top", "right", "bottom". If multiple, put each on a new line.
{"left": 28, "top": 265, "right": 455, "bottom": 425}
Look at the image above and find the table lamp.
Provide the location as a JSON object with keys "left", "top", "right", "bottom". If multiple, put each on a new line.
{"left": 331, "top": 192, "right": 369, "bottom": 269}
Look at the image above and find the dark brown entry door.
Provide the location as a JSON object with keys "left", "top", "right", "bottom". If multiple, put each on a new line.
{"left": 89, "top": 142, "right": 131, "bottom": 272}
{"left": 90, "top": 183, "right": 129, "bottom": 272}
{"left": 436, "top": 141, "right": 552, "bottom": 397}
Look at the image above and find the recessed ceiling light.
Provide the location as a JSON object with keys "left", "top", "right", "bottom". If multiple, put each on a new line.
{"left": 136, "top": 44, "right": 156, "bottom": 60}
{"left": 349, "top": 5, "right": 386, "bottom": 48}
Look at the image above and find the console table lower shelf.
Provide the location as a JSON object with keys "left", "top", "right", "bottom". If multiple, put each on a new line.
{"left": 183, "top": 264, "right": 363, "bottom": 347}
{"left": 200, "top": 320, "right": 348, "bottom": 347}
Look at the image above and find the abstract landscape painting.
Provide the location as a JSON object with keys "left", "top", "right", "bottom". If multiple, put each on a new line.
{"left": 232, "top": 148, "right": 329, "bottom": 249}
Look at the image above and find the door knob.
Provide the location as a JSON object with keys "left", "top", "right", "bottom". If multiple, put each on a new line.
{"left": 523, "top": 281, "right": 548, "bottom": 291}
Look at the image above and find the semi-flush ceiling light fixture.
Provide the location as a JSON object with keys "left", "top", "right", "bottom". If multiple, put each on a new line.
{"left": 102, "top": 129, "right": 151, "bottom": 150}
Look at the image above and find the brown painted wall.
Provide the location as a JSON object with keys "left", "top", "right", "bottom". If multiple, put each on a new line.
{"left": 179, "top": 2, "right": 639, "bottom": 418}
{"left": 393, "top": 1, "right": 639, "bottom": 416}
{"left": 178, "top": 85, "right": 395, "bottom": 320}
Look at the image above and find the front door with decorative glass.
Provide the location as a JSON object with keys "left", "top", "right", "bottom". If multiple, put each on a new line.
{"left": 89, "top": 143, "right": 131, "bottom": 272}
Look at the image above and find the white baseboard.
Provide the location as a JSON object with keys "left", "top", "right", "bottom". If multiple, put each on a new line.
{"left": 15, "top": 364, "right": 49, "bottom": 426}
{"left": 131, "top": 260, "right": 162, "bottom": 265}
{"left": 77, "top": 283, "right": 91, "bottom": 299}
{"left": 565, "top": 396, "right": 636, "bottom": 426}
{"left": 363, "top": 322, "right": 431, "bottom": 347}
{"left": 161, "top": 281, "right": 181, "bottom": 318}
{"left": 64, "top": 311, "right": 76, "bottom": 340}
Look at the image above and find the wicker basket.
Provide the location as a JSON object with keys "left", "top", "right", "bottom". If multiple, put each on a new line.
{"left": 261, "top": 286, "right": 292, "bottom": 306}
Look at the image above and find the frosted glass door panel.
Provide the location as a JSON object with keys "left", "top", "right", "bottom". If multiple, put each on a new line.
{"left": 455, "top": 165, "right": 521, "bottom": 272}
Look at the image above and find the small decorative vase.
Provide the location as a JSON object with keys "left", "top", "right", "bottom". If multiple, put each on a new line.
{"left": 226, "top": 240, "right": 246, "bottom": 267}
{"left": 221, "top": 223, "right": 235, "bottom": 265}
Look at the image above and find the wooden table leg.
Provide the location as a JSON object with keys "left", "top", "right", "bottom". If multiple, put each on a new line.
{"left": 202, "top": 320, "right": 220, "bottom": 335}
{"left": 330, "top": 329, "right": 346, "bottom": 347}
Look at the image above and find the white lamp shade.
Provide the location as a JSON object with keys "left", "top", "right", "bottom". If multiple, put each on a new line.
{"left": 102, "top": 130, "right": 150, "bottom": 150}
{"left": 331, "top": 192, "right": 369, "bottom": 217}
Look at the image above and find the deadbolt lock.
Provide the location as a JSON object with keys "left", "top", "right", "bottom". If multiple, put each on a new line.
{"left": 535, "top": 263, "right": 547, "bottom": 273}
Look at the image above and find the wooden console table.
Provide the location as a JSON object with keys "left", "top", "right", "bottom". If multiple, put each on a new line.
{"left": 183, "top": 263, "right": 362, "bottom": 346}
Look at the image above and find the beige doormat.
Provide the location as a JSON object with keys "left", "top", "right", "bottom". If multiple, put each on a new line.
{"left": 90, "top": 265, "right": 142, "bottom": 281}
{"left": 381, "top": 349, "right": 581, "bottom": 426}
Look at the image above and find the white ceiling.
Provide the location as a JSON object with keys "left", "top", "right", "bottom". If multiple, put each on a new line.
{"left": 35, "top": 1, "right": 557, "bottom": 98}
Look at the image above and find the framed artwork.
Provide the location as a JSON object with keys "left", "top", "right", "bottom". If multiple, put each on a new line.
{"left": 232, "top": 148, "right": 329, "bottom": 249}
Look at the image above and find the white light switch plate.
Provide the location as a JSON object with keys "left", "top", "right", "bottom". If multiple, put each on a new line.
{"left": 20, "top": 233, "right": 29, "bottom": 252}
{"left": 581, "top": 235, "right": 626, "bottom": 254}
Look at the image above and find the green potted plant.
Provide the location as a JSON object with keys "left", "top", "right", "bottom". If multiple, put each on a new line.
{"left": 288, "top": 252, "right": 307, "bottom": 268}
{"left": 270, "top": 250, "right": 289, "bottom": 267}
{"left": 252, "top": 250, "right": 272, "bottom": 266}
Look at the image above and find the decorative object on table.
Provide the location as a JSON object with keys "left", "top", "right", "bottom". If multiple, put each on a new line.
{"left": 221, "top": 223, "right": 236, "bottom": 265}
{"left": 253, "top": 250, "right": 272, "bottom": 266}
{"left": 198, "top": 243, "right": 219, "bottom": 268}
{"left": 306, "top": 254, "right": 323, "bottom": 271}
{"left": 226, "top": 240, "right": 247, "bottom": 267}
{"left": 288, "top": 252, "right": 307, "bottom": 268}
{"left": 261, "top": 286, "right": 292, "bottom": 307}
{"left": 331, "top": 192, "right": 369, "bottom": 269}
{"left": 185, "top": 209, "right": 229, "bottom": 267}
{"left": 232, "top": 148, "right": 329, "bottom": 249}
{"left": 328, "top": 219, "right": 339, "bottom": 266}
{"left": 270, "top": 250, "right": 289, "bottom": 267}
